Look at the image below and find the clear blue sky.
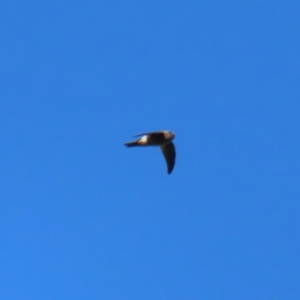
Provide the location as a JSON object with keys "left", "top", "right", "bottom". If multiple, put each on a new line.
{"left": 1, "top": 1, "right": 300, "bottom": 299}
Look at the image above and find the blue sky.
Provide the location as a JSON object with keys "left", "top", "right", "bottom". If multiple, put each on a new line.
{"left": 1, "top": 1, "right": 300, "bottom": 299}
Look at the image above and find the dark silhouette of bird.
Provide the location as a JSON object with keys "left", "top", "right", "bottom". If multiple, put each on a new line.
{"left": 124, "top": 130, "right": 176, "bottom": 174}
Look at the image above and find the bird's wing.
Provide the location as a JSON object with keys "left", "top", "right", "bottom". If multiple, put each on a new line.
{"left": 160, "top": 142, "right": 176, "bottom": 174}
{"left": 133, "top": 131, "right": 163, "bottom": 137}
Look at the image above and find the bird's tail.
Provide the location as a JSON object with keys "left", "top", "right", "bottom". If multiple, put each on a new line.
{"left": 124, "top": 140, "right": 140, "bottom": 147}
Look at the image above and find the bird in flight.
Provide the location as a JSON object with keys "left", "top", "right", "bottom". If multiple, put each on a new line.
{"left": 124, "top": 130, "right": 176, "bottom": 174}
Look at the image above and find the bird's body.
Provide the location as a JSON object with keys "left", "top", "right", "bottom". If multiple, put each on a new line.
{"left": 124, "top": 130, "right": 176, "bottom": 174}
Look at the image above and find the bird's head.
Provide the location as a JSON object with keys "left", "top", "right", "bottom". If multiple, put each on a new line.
{"left": 164, "top": 131, "right": 175, "bottom": 141}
